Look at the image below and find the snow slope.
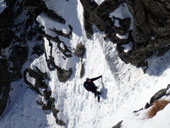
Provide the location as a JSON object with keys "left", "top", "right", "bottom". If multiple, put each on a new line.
{"left": 1, "top": 0, "right": 170, "bottom": 128}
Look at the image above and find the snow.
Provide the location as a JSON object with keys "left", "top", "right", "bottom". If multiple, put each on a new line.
{"left": 0, "top": 0, "right": 6, "bottom": 13}
{"left": 26, "top": 73, "right": 36, "bottom": 85}
{"left": 45, "top": 0, "right": 83, "bottom": 37}
{"left": 0, "top": 80, "right": 49, "bottom": 128}
{"left": 94, "top": 0, "right": 105, "bottom": 5}
{"left": 121, "top": 42, "right": 133, "bottom": 53}
{"left": 121, "top": 102, "right": 170, "bottom": 128}
{"left": 151, "top": 36, "right": 155, "bottom": 40}
{"left": 116, "top": 33, "right": 129, "bottom": 39}
{"left": 143, "top": 104, "right": 170, "bottom": 128}
{"left": 1, "top": 0, "right": 170, "bottom": 128}
{"left": 110, "top": 3, "right": 134, "bottom": 30}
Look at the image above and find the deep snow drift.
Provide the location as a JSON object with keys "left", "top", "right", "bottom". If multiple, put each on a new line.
{"left": 1, "top": 0, "right": 170, "bottom": 128}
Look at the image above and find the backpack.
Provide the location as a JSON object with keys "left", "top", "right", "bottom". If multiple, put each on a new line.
{"left": 84, "top": 82, "right": 91, "bottom": 91}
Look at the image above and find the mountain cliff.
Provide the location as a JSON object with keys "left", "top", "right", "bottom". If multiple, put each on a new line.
{"left": 1, "top": 0, "right": 170, "bottom": 128}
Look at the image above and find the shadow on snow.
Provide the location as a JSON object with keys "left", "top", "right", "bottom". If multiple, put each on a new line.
{"left": 146, "top": 49, "right": 170, "bottom": 76}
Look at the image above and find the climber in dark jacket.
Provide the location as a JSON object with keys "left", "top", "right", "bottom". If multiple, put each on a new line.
{"left": 84, "top": 75, "right": 102, "bottom": 102}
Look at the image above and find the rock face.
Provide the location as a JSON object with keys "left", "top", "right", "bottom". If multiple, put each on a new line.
{"left": 23, "top": 0, "right": 65, "bottom": 23}
{"left": 74, "top": 43, "right": 86, "bottom": 58}
{"left": 1, "top": 0, "right": 170, "bottom": 126}
{"left": 0, "top": 58, "right": 11, "bottom": 115}
{"left": 119, "top": 0, "right": 170, "bottom": 66}
{"left": 0, "top": 0, "right": 18, "bottom": 116}
{"left": 0, "top": 0, "right": 43, "bottom": 116}
{"left": 80, "top": 0, "right": 170, "bottom": 68}
{"left": 24, "top": 67, "right": 65, "bottom": 125}
{"left": 0, "top": 30, "right": 15, "bottom": 51}
{"left": 22, "top": 0, "right": 72, "bottom": 125}
{"left": 147, "top": 84, "right": 170, "bottom": 107}
{"left": 112, "top": 121, "right": 122, "bottom": 128}
{"left": 9, "top": 45, "right": 28, "bottom": 80}
{"left": 80, "top": 0, "right": 98, "bottom": 38}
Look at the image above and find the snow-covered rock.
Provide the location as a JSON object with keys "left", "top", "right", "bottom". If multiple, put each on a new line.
{"left": 1, "top": 0, "right": 170, "bottom": 128}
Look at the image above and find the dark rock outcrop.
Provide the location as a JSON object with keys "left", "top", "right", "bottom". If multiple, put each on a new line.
{"left": 80, "top": 0, "right": 98, "bottom": 38}
{"left": 24, "top": 67, "right": 65, "bottom": 126}
{"left": 42, "top": 36, "right": 72, "bottom": 82}
{"left": 112, "top": 121, "right": 123, "bottom": 128}
{"left": 0, "top": 0, "right": 44, "bottom": 116}
{"left": 81, "top": 0, "right": 170, "bottom": 68}
{"left": 24, "top": 67, "right": 50, "bottom": 95}
{"left": 0, "top": 58, "right": 11, "bottom": 115}
{"left": 57, "top": 67, "right": 72, "bottom": 82}
{"left": 80, "top": 62, "right": 85, "bottom": 78}
{"left": 45, "top": 56, "right": 72, "bottom": 82}
{"left": 32, "top": 43, "right": 44, "bottom": 56}
{"left": 23, "top": 0, "right": 65, "bottom": 23}
{"left": 37, "top": 94, "right": 65, "bottom": 126}
{"left": 147, "top": 84, "right": 170, "bottom": 107}
{"left": 9, "top": 45, "right": 28, "bottom": 81}
{"left": 118, "top": 0, "right": 170, "bottom": 66}
{"left": 39, "top": 32, "right": 72, "bottom": 58}
{"left": 149, "top": 89, "right": 167, "bottom": 105}
{"left": 51, "top": 98, "right": 65, "bottom": 126}
{"left": 0, "top": 30, "right": 15, "bottom": 50}
{"left": 0, "top": 0, "right": 16, "bottom": 29}
{"left": 74, "top": 43, "right": 86, "bottom": 58}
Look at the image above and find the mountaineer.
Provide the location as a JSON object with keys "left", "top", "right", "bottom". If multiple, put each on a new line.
{"left": 83, "top": 75, "right": 102, "bottom": 102}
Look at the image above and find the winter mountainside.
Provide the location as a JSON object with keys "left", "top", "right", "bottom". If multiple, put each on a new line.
{"left": 1, "top": 0, "right": 170, "bottom": 128}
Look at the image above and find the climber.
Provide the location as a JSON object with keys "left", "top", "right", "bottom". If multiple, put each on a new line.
{"left": 83, "top": 75, "right": 102, "bottom": 102}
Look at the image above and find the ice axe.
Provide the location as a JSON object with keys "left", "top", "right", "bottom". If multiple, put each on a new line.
{"left": 101, "top": 76, "right": 104, "bottom": 88}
